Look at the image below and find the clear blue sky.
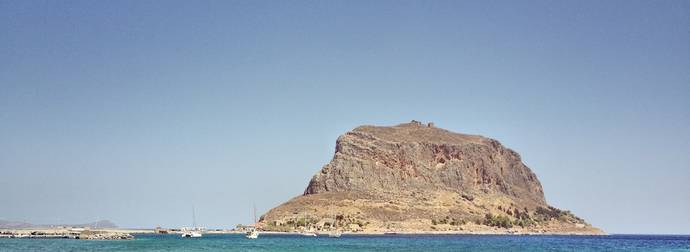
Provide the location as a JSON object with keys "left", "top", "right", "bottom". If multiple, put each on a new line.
{"left": 1, "top": 0, "right": 688, "bottom": 234}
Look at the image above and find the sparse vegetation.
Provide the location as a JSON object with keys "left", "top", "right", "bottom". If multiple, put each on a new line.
{"left": 432, "top": 216, "right": 466, "bottom": 226}
{"left": 264, "top": 213, "right": 371, "bottom": 232}
{"left": 483, "top": 214, "right": 512, "bottom": 228}
{"left": 449, "top": 219, "right": 466, "bottom": 226}
{"left": 476, "top": 206, "right": 586, "bottom": 229}
{"left": 533, "top": 206, "right": 585, "bottom": 224}
{"left": 264, "top": 223, "right": 293, "bottom": 232}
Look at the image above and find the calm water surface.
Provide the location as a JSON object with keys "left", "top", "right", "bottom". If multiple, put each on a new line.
{"left": 1, "top": 234, "right": 689, "bottom": 251}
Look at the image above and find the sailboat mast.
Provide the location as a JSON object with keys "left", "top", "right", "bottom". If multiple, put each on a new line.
{"left": 192, "top": 206, "right": 197, "bottom": 228}
{"left": 253, "top": 204, "right": 257, "bottom": 224}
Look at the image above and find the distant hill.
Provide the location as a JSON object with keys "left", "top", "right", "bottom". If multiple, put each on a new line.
{"left": 0, "top": 220, "right": 33, "bottom": 229}
{"left": 0, "top": 219, "right": 117, "bottom": 229}
{"left": 79, "top": 220, "right": 118, "bottom": 229}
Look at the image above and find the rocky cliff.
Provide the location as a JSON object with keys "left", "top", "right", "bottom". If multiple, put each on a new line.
{"left": 261, "top": 121, "right": 602, "bottom": 234}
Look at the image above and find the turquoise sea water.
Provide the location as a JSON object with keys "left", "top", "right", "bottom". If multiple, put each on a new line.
{"left": 1, "top": 234, "right": 689, "bottom": 251}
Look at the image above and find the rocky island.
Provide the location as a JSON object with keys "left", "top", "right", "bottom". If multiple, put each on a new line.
{"left": 260, "top": 121, "right": 603, "bottom": 235}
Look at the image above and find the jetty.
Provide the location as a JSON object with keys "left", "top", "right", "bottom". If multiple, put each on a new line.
{"left": 0, "top": 229, "right": 133, "bottom": 240}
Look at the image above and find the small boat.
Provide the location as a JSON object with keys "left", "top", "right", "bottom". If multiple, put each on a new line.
{"left": 300, "top": 231, "right": 317, "bottom": 237}
{"left": 181, "top": 206, "right": 203, "bottom": 238}
{"left": 181, "top": 229, "right": 202, "bottom": 238}
{"left": 328, "top": 214, "right": 342, "bottom": 238}
{"left": 246, "top": 229, "right": 259, "bottom": 239}
{"left": 245, "top": 204, "right": 260, "bottom": 239}
{"left": 298, "top": 209, "right": 317, "bottom": 237}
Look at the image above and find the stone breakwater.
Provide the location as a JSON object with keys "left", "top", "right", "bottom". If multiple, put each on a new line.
{"left": 0, "top": 230, "right": 133, "bottom": 240}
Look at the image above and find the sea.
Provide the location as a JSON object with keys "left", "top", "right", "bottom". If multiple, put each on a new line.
{"left": 1, "top": 234, "right": 689, "bottom": 251}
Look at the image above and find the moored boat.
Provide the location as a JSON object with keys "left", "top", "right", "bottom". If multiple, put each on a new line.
{"left": 245, "top": 204, "right": 260, "bottom": 239}
{"left": 181, "top": 206, "right": 203, "bottom": 238}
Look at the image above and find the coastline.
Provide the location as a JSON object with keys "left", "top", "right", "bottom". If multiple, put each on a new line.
{"left": 1, "top": 227, "right": 606, "bottom": 239}
{"left": 258, "top": 230, "right": 607, "bottom": 236}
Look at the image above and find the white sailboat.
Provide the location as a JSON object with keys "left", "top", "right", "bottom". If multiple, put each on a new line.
{"left": 181, "top": 206, "right": 203, "bottom": 238}
{"left": 300, "top": 230, "right": 317, "bottom": 237}
{"left": 328, "top": 214, "right": 342, "bottom": 238}
{"left": 299, "top": 210, "right": 317, "bottom": 237}
{"left": 245, "top": 204, "right": 260, "bottom": 239}
{"left": 246, "top": 228, "right": 259, "bottom": 239}
{"left": 181, "top": 229, "right": 202, "bottom": 238}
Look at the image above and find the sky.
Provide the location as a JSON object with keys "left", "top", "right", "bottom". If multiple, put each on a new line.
{"left": 1, "top": 0, "right": 689, "bottom": 234}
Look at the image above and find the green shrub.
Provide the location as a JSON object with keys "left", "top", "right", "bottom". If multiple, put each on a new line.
{"left": 483, "top": 214, "right": 513, "bottom": 228}
{"left": 449, "top": 219, "right": 466, "bottom": 226}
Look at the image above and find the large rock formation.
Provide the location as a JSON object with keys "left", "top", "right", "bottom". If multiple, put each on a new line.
{"left": 261, "top": 121, "right": 602, "bottom": 234}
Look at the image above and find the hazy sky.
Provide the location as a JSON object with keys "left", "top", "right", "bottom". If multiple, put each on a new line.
{"left": 1, "top": 1, "right": 689, "bottom": 234}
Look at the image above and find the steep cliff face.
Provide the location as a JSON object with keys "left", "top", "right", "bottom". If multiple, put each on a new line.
{"left": 261, "top": 121, "right": 601, "bottom": 234}
{"left": 304, "top": 121, "right": 546, "bottom": 208}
